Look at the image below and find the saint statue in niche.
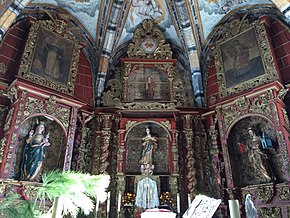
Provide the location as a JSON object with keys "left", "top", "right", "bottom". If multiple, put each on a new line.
{"left": 238, "top": 127, "right": 272, "bottom": 184}
{"left": 139, "top": 127, "right": 158, "bottom": 166}
{"left": 136, "top": 127, "right": 159, "bottom": 209}
{"left": 21, "top": 123, "right": 50, "bottom": 181}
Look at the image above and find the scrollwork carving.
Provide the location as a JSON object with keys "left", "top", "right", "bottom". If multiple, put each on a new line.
{"left": 257, "top": 207, "right": 281, "bottom": 218}
{"left": 5, "top": 133, "right": 17, "bottom": 172}
{"left": 127, "top": 19, "right": 172, "bottom": 59}
{"left": 101, "top": 79, "right": 122, "bottom": 107}
{"left": 160, "top": 121, "right": 171, "bottom": 131}
{"left": 7, "top": 86, "right": 18, "bottom": 103}
{"left": 92, "top": 135, "right": 101, "bottom": 175}
{"left": 218, "top": 92, "right": 274, "bottom": 130}
{"left": 0, "top": 136, "right": 7, "bottom": 163}
{"left": 254, "top": 186, "right": 273, "bottom": 203}
{"left": 4, "top": 107, "right": 14, "bottom": 131}
{"left": 45, "top": 96, "right": 70, "bottom": 128}
{"left": 277, "top": 131, "right": 290, "bottom": 176}
{"left": 277, "top": 87, "right": 288, "bottom": 100}
{"left": 282, "top": 108, "right": 290, "bottom": 129}
{"left": 125, "top": 121, "right": 137, "bottom": 131}
{"left": 99, "top": 130, "right": 111, "bottom": 174}
{"left": 184, "top": 129, "right": 196, "bottom": 199}
{"left": 0, "top": 105, "right": 7, "bottom": 127}
{"left": 123, "top": 102, "right": 176, "bottom": 110}
{"left": 209, "top": 125, "right": 217, "bottom": 144}
{"left": 23, "top": 97, "right": 44, "bottom": 119}
{"left": 278, "top": 186, "right": 290, "bottom": 200}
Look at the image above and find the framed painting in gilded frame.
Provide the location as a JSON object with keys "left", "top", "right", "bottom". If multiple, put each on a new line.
{"left": 122, "top": 60, "right": 175, "bottom": 102}
{"left": 214, "top": 20, "right": 278, "bottom": 97}
{"left": 18, "top": 20, "right": 80, "bottom": 95}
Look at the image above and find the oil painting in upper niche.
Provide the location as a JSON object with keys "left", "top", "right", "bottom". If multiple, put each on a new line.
{"left": 127, "top": 66, "right": 170, "bottom": 102}
{"left": 220, "top": 27, "right": 265, "bottom": 88}
{"left": 31, "top": 27, "right": 74, "bottom": 85}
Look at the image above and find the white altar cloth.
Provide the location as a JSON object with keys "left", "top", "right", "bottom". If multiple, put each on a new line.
{"left": 141, "top": 208, "right": 176, "bottom": 218}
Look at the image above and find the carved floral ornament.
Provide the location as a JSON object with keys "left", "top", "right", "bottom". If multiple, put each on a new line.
{"left": 127, "top": 19, "right": 172, "bottom": 59}
{"left": 18, "top": 19, "right": 81, "bottom": 95}
{"left": 216, "top": 90, "right": 275, "bottom": 131}
{"left": 213, "top": 18, "right": 278, "bottom": 97}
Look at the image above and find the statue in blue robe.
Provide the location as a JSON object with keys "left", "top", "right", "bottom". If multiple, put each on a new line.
{"left": 21, "top": 123, "right": 50, "bottom": 181}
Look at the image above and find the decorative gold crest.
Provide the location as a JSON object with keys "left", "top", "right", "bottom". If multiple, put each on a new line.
{"left": 127, "top": 19, "right": 172, "bottom": 59}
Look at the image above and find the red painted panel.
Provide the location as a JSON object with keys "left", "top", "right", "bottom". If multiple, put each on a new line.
{"left": 284, "top": 42, "right": 290, "bottom": 55}
{"left": 274, "top": 45, "right": 287, "bottom": 59}
{"left": 283, "top": 29, "right": 290, "bottom": 41}
{"left": 272, "top": 32, "right": 288, "bottom": 47}
{"left": 280, "top": 65, "right": 290, "bottom": 83}
{"left": 281, "top": 55, "right": 290, "bottom": 67}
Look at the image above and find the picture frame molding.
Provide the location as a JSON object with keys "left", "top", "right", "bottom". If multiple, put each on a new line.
{"left": 214, "top": 19, "right": 278, "bottom": 97}
{"left": 18, "top": 19, "right": 81, "bottom": 95}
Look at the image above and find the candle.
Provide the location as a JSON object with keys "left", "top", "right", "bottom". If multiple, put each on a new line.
{"left": 228, "top": 199, "right": 241, "bottom": 218}
{"left": 107, "top": 192, "right": 111, "bottom": 213}
{"left": 96, "top": 196, "right": 99, "bottom": 212}
{"left": 177, "top": 193, "right": 180, "bottom": 213}
{"left": 188, "top": 194, "right": 191, "bottom": 206}
{"left": 117, "top": 192, "right": 121, "bottom": 212}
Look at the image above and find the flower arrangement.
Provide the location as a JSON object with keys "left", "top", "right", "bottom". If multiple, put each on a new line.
{"left": 159, "top": 191, "right": 175, "bottom": 207}
{"left": 122, "top": 192, "right": 136, "bottom": 205}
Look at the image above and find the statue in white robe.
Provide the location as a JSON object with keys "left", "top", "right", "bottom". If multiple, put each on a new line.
{"left": 135, "top": 177, "right": 159, "bottom": 209}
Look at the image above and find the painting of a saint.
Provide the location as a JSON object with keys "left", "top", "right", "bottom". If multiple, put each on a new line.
{"left": 31, "top": 27, "right": 74, "bottom": 85}
{"left": 127, "top": 66, "right": 168, "bottom": 101}
{"left": 220, "top": 28, "right": 265, "bottom": 88}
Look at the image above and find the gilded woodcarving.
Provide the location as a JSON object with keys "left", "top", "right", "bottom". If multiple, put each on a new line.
{"left": 127, "top": 19, "right": 172, "bottom": 59}
{"left": 18, "top": 19, "right": 81, "bottom": 95}
{"left": 214, "top": 19, "right": 278, "bottom": 97}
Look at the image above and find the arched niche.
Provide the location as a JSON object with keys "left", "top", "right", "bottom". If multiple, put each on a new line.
{"left": 125, "top": 122, "right": 170, "bottom": 175}
{"left": 13, "top": 115, "right": 66, "bottom": 180}
{"left": 227, "top": 115, "right": 286, "bottom": 187}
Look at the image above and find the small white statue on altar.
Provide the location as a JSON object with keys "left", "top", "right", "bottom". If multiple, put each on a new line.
{"left": 245, "top": 194, "right": 257, "bottom": 218}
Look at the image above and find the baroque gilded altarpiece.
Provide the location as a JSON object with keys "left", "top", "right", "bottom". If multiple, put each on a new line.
{"left": 93, "top": 19, "right": 208, "bottom": 217}
{"left": 204, "top": 16, "right": 290, "bottom": 217}
{"left": 0, "top": 17, "right": 84, "bottom": 186}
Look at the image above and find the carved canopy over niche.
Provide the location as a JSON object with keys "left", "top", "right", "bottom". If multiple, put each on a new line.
{"left": 213, "top": 18, "right": 278, "bottom": 97}
{"left": 127, "top": 19, "right": 172, "bottom": 59}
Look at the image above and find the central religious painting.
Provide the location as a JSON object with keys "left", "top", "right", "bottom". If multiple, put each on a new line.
{"left": 123, "top": 61, "right": 173, "bottom": 102}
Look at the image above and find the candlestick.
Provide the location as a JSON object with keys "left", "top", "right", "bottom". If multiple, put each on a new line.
{"left": 117, "top": 192, "right": 121, "bottom": 212}
{"left": 177, "top": 193, "right": 180, "bottom": 214}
